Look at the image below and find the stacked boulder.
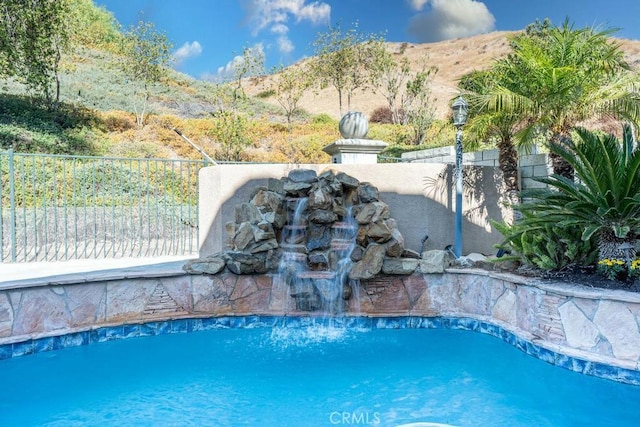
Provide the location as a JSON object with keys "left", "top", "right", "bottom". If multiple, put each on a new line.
{"left": 221, "top": 169, "right": 420, "bottom": 278}
{"left": 184, "top": 168, "right": 427, "bottom": 310}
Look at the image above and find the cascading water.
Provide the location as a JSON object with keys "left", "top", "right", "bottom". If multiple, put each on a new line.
{"left": 279, "top": 195, "right": 358, "bottom": 315}
{"left": 224, "top": 168, "right": 412, "bottom": 322}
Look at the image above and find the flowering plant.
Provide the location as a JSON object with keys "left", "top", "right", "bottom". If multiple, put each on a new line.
{"left": 597, "top": 258, "right": 626, "bottom": 280}
{"left": 630, "top": 259, "right": 640, "bottom": 280}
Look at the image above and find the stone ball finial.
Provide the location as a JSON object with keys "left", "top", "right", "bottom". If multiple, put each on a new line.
{"left": 339, "top": 111, "right": 368, "bottom": 139}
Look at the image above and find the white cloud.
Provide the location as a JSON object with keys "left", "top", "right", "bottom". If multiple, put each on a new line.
{"left": 407, "top": 0, "right": 495, "bottom": 43}
{"left": 242, "top": 0, "right": 331, "bottom": 37}
{"left": 173, "top": 41, "right": 203, "bottom": 65}
{"left": 277, "top": 35, "right": 294, "bottom": 54}
{"left": 271, "top": 23, "right": 289, "bottom": 35}
{"left": 205, "top": 43, "right": 265, "bottom": 83}
{"left": 408, "top": 0, "right": 430, "bottom": 11}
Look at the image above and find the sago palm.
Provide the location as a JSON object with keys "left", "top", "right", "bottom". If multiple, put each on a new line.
{"left": 517, "top": 126, "right": 640, "bottom": 262}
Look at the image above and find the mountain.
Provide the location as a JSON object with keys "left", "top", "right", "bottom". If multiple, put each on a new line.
{"left": 244, "top": 31, "right": 640, "bottom": 122}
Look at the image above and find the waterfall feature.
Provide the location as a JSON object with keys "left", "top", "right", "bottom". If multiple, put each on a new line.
{"left": 222, "top": 168, "right": 417, "bottom": 314}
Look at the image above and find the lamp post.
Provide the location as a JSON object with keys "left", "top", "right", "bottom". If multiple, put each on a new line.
{"left": 452, "top": 95, "right": 468, "bottom": 258}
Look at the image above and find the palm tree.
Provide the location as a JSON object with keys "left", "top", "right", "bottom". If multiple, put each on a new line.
{"left": 459, "top": 70, "right": 530, "bottom": 206}
{"left": 517, "top": 126, "right": 640, "bottom": 262}
{"left": 479, "top": 20, "right": 640, "bottom": 179}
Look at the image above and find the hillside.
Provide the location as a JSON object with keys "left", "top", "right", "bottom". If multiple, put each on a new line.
{"left": 245, "top": 31, "right": 640, "bottom": 121}
{"left": 2, "top": 30, "right": 640, "bottom": 161}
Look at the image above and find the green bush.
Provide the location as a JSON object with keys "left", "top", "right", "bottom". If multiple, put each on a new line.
{"left": 311, "top": 113, "right": 336, "bottom": 125}
{"left": 494, "top": 219, "right": 598, "bottom": 270}
{"left": 256, "top": 89, "right": 276, "bottom": 99}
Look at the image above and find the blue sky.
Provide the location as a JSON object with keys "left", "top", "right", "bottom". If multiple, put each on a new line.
{"left": 95, "top": 0, "right": 640, "bottom": 82}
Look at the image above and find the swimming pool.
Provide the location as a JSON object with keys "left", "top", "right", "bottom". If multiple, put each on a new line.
{"left": 1, "top": 319, "right": 639, "bottom": 426}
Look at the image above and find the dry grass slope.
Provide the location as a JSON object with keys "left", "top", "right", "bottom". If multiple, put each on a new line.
{"left": 245, "top": 31, "right": 640, "bottom": 122}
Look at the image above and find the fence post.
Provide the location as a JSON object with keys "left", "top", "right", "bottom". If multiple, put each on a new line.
{"left": 8, "top": 147, "right": 16, "bottom": 261}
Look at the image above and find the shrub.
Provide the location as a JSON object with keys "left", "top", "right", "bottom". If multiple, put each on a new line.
{"left": 494, "top": 220, "right": 598, "bottom": 270}
{"left": 311, "top": 113, "right": 336, "bottom": 125}
{"left": 370, "top": 106, "right": 393, "bottom": 124}
{"left": 256, "top": 89, "right": 276, "bottom": 99}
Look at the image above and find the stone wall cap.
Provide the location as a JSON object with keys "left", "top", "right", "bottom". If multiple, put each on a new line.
{"left": 323, "top": 139, "right": 388, "bottom": 155}
{"left": 445, "top": 267, "right": 640, "bottom": 304}
{"left": 0, "top": 260, "right": 191, "bottom": 291}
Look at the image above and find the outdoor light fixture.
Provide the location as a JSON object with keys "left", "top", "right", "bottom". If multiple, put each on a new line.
{"left": 452, "top": 95, "right": 469, "bottom": 127}
{"left": 452, "top": 95, "right": 468, "bottom": 258}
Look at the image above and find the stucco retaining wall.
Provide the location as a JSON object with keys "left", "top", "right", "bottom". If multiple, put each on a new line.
{"left": 1, "top": 269, "right": 639, "bottom": 383}
{"left": 198, "top": 163, "right": 511, "bottom": 257}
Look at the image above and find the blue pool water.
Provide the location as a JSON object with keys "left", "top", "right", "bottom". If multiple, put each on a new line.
{"left": 1, "top": 326, "right": 639, "bottom": 426}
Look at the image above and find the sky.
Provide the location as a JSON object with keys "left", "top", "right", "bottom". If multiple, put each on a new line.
{"left": 95, "top": 0, "right": 640, "bottom": 82}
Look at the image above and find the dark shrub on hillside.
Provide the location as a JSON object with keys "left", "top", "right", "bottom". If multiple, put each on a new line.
{"left": 102, "top": 112, "right": 136, "bottom": 132}
{"left": 370, "top": 106, "right": 405, "bottom": 124}
{"left": 370, "top": 106, "right": 393, "bottom": 124}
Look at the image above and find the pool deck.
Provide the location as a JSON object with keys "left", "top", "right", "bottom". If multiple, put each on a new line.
{"left": 0, "top": 256, "right": 194, "bottom": 290}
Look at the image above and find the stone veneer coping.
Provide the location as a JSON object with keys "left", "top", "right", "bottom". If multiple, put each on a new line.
{"left": 4, "top": 265, "right": 639, "bottom": 305}
{"left": 1, "top": 315, "right": 639, "bottom": 386}
{"left": 1, "top": 265, "right": 640, "bottom": 386}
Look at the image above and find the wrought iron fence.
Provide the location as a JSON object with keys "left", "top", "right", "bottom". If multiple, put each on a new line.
{"left": 1, "top": 149, "right": 205, "bottom": 262}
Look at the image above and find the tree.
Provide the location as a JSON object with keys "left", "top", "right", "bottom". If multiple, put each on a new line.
{"left": 373, "top": 52, "right": 411, "bottom": 124}
{"left": 0, "top": 0, "right": 72, "bottom": 107}
{"left": 209, "top": 110, "right": 253, "bottom": 162}
{"left": 311, "top": 22, "right": 386, "bottom": 115}
{"left": 119, "top": 20, "right": 172, "bottom": 127}
{"left": 233, "top": 45, "right": 265, "bottom": 100}
{"left": 67, "top": 0, "right": 121, "bottom": 51}
{"left": 271, "top": 63, "right": 313, "bottom": 130}
{"left": 459, "top": 70, "right": 525, "bottom": 204}
{"left": 402, "top": 61, "right": 438, "bottom": 144}
{"left": 480, "top": 19, "right": 640, "bottom": 179}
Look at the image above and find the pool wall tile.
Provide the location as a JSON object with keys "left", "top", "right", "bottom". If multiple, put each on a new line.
{"left": 12, "top": 340, "right": 34, "bottom": 357}
{"left": 34, "top": 336, "right": 56, "bottom": 353}
{"left": 123, "top": 324, "right": 141, "bottom": 338}
{"left": 2, "top": 268, "right": 640, "bottom": 386}
{"left": 0, "top": 344, "right": 12, "bottom": 360}
{"left": 171, "top": 319, "right": 189, "bottom": 333}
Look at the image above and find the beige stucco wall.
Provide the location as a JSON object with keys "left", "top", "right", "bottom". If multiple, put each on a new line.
{"left": 198, "top": 163, "right": 510, "bottom": 257}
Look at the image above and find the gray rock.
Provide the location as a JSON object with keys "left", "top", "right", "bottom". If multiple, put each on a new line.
{"left": 384, "top": 228, "right": 405, "bottom": 257}
{"left": 233, "top": 222, "right": 255, "bottom": 251}
{"left": 248, "top": 238, "right": 279, "bottom": 254}
{"left": 321, "top": 172, "right": 344, "bottom": 196}
{"left": 350, "top": 245, "right": 365, "bottom": 262}
{"left": 332, "top": 202, "right": 348, "bottom": 219}
{"left": 336, "top": 172, "right": 359, "bottom": 189}
{"left": 308, "top": 250, "right": 330, "bottom": 266}
{"left": 235, "top": 203, "right": 262, "bottom": 225}
{"left": 306, "top": 223, "right": 332, "bottom": 251}
{"left": 267, "top": 177, "right": 285, "bottom": 194}
{"left": 366, "top": 220, "right": 393, "bottom": 243}
{"left": 252, "top": 190, "right": 284, "bottom": 215}
{"left": 419, "top": 250, "right": 455, "bottom": 274}
{"left": 401, "top": 249, "right": 421, "bottom": 259}
{"left": 308, "top": 209, "right": 338, "bottom": 224}
{"left": 349, "top": 243, "right": 386, "bottom": 280}
{"left": 182, "top": 255, "right": 226, "bottom": 275}
{"left": 357, "top": 182, "right": 379, "bottom": 203}
{"left": 288, "top": 169, "right": 317, "bottom": 183}
{"left": 283, "top": 180, "right": 313, "bottom": 195}
{"left": 355, "top": 202, "right": 390, "bottom": 224}
{"left": 381, "top": 257, "right": 419, "bottom": 275}
{"left": 226, "top": 250, "right": 273, "bottom": 274}
{"left": 308, "top": 184, "right": 333, "bottom": 210}
{"left": 252, "top": 221, "right": 276, "bottom": 242}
